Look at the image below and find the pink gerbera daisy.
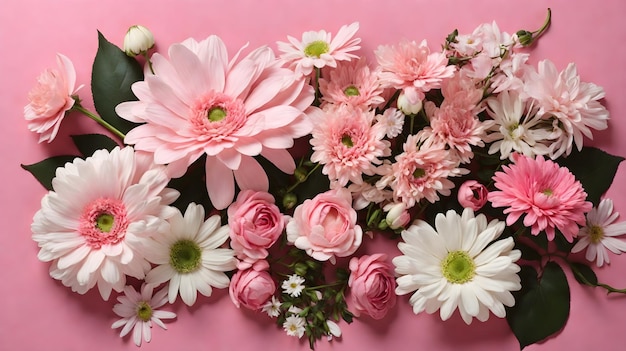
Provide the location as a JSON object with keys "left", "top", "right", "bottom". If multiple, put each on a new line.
{"left": 310, "top": 106, "right": 390, "bottom": 187}
{"left": 277, "top": 22, "right": 361, "bottom": 77}
{"left": 116, "top": 36, "right": 314, "bottom": 210}
{"left": 318, "top": 58, "right": 385, "bottom": 110}
{"left": 488, "top": 154, "right": 592, "bottom": 241}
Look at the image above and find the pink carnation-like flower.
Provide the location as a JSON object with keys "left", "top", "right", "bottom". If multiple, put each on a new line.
{"left": 457, "top": 180, "right": 488, "bottom": 211}
{"left": 277, "top": 22, "right": 361, "bottom": 77}
{"left": 318, "top": 58, "right": 384, "bottom": 110}
{"left": 310, "top": 106, "right": 390, "bottom": 187}
{"left": 375, "top": 40, "right": 455, "bottom": 104}
{"left": 228, "top": 190, "right": 285, "bottom": 270}
{"left": 348, "top": 254, "right": 396, "bottom": 320}
{"left": 25, "top": 53, "right": 80, "bottom": 143}
{"left": 229, "top": 266, "right": 276, "bottom": 310}
{"left": 488, "top": 154, "right": 592, "bottom": 241}
{"left": 116, "top": 36, "right": 314, "bottom": 210}
{"left": 286, "top": 188, "right": 363, "bottom": 263}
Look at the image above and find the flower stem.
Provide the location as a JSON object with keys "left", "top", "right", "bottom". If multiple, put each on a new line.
{"left": 534, "top": 8, "right": 552, "bottom": 38}
{"left": 72, "top": 103, "right": 126, "bottom": 141}
{"left": 142, "top": 52, "right": 155, "bottom": 75}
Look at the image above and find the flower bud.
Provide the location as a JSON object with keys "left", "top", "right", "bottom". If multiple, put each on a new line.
{"left": 123, "top": 25, "right": 155, "bottom": 57}
{"left": 383, "top": 203, "right": 411, "bottom": 230}
{"left": 294, "top": 167, "right": 308, "bottom": 183}
{"left": 282, "top": 193, "right": 298, "bottom": 210}
{"left": 397, "top": 92, "right": 422, "bottom": 115}
{"left": 516, "top": 30, "right": 534, "bottom": 47}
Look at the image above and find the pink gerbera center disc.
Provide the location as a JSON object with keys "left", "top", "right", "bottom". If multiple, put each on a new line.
{"left": 191, "top": 92, "right": 246, "bottom": 141}
{"left": 79, "top": 198, "right": 129, "bottom": 249}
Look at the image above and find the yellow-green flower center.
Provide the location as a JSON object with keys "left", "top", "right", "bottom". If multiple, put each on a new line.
{"left": 136, "top": 301, "right": 153, "bottom": 322}
{"left": 341, "top": 134, "right": 354, "bottom": 148}
{"left": 343, "top": 85, "right": 360, "bottom": 97}
{"left": 508, "top": 123, "right": 520, "bottom": 137}
{"left": 170, "top": 239, "right": 202, "bottom": 273}
{"left": 413, "top": 168, "right": 426, "bottom": 178}
{"left": 542, "top": 188, "right": 553, "bottom": 196}
{"left": 304, "top": 40, "right": 329, "bottom": 58}
{"left": 207, "top": 107, "right": 227, "bottom": 122}
{"left": 442, "top": 251, "right": 476, "bottom": 284}
{"left": 589, "top": 225, "right": 604, "bottom": 244}
{"left": 95, "top": 213, "right": 114, "bottom": 232}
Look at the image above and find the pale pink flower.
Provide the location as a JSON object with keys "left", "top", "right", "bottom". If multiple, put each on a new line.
{"left": 277, "top": 22, "right": 361, "bottom": 77}
{"left": 488, "top": 154, "right": 592, "bottom": 242}
{"left": 525, "top": 60, "right": 609, "bottom": 159}
{"left": 25, "top": 53, "right": 80, "bottom": 143}
{"left": 318, "top": 58, "right": 384, "bottom": 110}
{"left": 286, "top": 188, "right": 363, "bottom": 263}
{"left": 229, "top": 266, "right": 276, "bottom": 310}
{"left": 571, "top": 198, "right": 626, "bottom": 267}
{"left": 376, "top": 40, "right": 455, "bottom": 104}
{"left": 490, "top": 53, "right": 532, "bottom": 95}
{"left": 383, "top": 203, "right": 411, "bottom": 230}
{"left": 375, "top": 107, "right": 405, "bottom": 138}
{"left": 31, "top": 147, "right": 178, "bottom": 300}
{"left": 227, "top": 190, "right": 285, "bottom": 270}
{"left": 347, "top": 181, "right": 393, "bottom": 210}
{"left": 116, "top": 36, "right": 314, "bottom": 210}
{"left": 310, "top": 106, "right": 390, "bottom": 187}
{"left": 348, "top": 254, "right": 396, "bottom": 320}
{"left": 457, "top": 180, "right": 488, "bottom": 211}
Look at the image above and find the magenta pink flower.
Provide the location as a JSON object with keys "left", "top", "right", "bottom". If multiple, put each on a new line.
{"left": 227, "top": 190, "right": 285, "bottom": 270}
{"left": 25, "top": 53, "right": 80, "bottom": 143}
{"left": 286, "top": 188, "right": 363, "bottom": 263}
{"left": 116, "top": 36, "right": 314, "bottom": 209}
{"left": 488, "top": 154, "right": 592, "bottom": 241}
{"left": 318, "top": 58, "right": 385, "bottom": 110}
{"left": 457, "top": 180, "right": 488, "bottom": 211}
{"left": 229, "top": 266, "right": 276, "bottom": 310}
{"left": 348, "top": 254, "right": 396, "bottom": 320}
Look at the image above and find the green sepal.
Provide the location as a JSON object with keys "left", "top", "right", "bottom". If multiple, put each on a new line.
{"left": 71, "top": 134, "right": 120, "bottom": 157}
{"left": 21, "top": 155, "right": 79, "bottom": 190}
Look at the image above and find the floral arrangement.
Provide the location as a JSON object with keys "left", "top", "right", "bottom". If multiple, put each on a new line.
{"left": 22, "top": 9, "right": 626, "bottom": 350}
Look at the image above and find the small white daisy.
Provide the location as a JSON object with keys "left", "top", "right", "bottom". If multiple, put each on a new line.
{"left": 261, "top": 296, "right": 282, "bottom": 318}
{"left": 283, "top": 315, "right": 306, "bottom": 338}
{"left": 111, "top": 284, "right": 176, "bottom": 346}
{"left": 571, "top": 198, "right": 626, "bottom": 267}
{"left": 281, "top": 274, "right": 306, "bottom": 297}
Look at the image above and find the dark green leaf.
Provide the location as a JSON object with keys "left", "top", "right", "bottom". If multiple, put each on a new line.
{"left": 21, "top": 155, "right": 79, "bottom": 190}
{"left": 71, "top": 134, "right": 120, "bottom": 157}
{"left": 92, "top": 31, "right": 143, "bottom": 135}
{"left": 167, "top": 155, "right": 213, "bottom": 212}
{"left": 292, "top": 164, "right": 330, "bottom": 206}
{"left": 554, "top": 229, "right": 574, "bottom": 253}
{"left": 556, "top": 147, "right": 624, "bottom": 206}
{"left": 515, "top": 242, "right": 542, "bottom": 262}
{"left": 506, "top": 262, "right": 570, "bottom": 349}
{"left": 528, "top": 232, "right": 549, "bottom": 251}
{"left": 570, "top": 262, "right": 598, "bottom": 287}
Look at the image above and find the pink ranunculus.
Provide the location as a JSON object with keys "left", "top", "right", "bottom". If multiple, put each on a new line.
{"left": 25, "top": 53, "right": 79, "bottom": 143}
{"left": 348, "top": 254, "right": 396, "bottom": 320}
{"left": 286, "top": 188, "right": 363, "bottom": 263}
{"left": 229, "top": 265, "right": 276, "bottom": 310}
{"left": 228, "top": 190, "right": 285, "bottom": 270}
{"left": 457, "top": 180, "right": 488, "bottom": 211}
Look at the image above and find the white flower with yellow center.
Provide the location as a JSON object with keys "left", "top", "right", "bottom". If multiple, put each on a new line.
{"left": 281, "top": 274, "right": 305, "bottom": 297}
{"left": 393, "top": 208, "right": 521, "bottom": 324}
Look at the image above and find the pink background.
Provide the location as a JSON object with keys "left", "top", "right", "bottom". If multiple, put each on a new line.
{"left": 2, "top": 0, "right": 625, "bottom": 350}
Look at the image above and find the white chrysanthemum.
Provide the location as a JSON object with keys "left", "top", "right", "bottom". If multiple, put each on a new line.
{"left": 393, "top": 208, "right": 522, "bottom": 324}
{"left": 31, "top": 147, "right": 179, "bottom": 300}
{"left": 111, "top": 284, "right": 176, "bottom": 346}
{"left": 262, "top": 295, "right": 282, "bottom": 317}
{"left": 571, "top": 198, "right": 626, "bottom": 267}
{"left": 283, "top": 315, "right": 306, "bottom": 338}
{"left": 281, "top": 274, "right": 306, "bottom": 297}
{"left": 144, "top": 203, "right": 237, "bottom": 306}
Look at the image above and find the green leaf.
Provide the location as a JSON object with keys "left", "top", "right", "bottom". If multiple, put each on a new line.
{"left": 570, "top": 262, "right": 598, "bottom": 287}
{"left": 515, "top": 242, "right": 542, "bottom": 262}
{"left": 554, "top": 229, "right": 574, "bottom": 253}
{"left": 92, "top": 31, "right": 143, "bottom": 135}
{"left": 21, "top": 155, "right": 79, "bottom": 190}
{"left": 556, "top": 147, "right": 624, "bottom": 206}
{"left": 506, "top": 262, "right": 570, "bottom": 349}
{"left": 71, "top": 134, "right": 120, "bottom": 157}
{"left": 167, "top": 155, "right": 213, "bottom": 213}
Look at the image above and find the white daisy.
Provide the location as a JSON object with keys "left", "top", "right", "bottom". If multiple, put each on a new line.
{"left": 393, "top": 208, "right": 522, "bottom": 324}
{"left": 261, "top": 295, "right": 281, "bottom": 317}
{"left": 283, "top": 315, "right": 306, "bottom": 338}
{"left": 31, "top": 147, "right": 178, "bottom": 300}
{"left": 144, "top": 203, "right": 237, "bottom": 306}
{"left": 571, "top": 198, "right": 626, "bottom": 267}
{"left": 111, "top": 284, "right": 176, "bottom": 346}
{"left": 281, "top": 274, "right": 306, "bottom": 297}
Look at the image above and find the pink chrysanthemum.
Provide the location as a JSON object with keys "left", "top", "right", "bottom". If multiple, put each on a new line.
{"left": 116, "top": 36, "right": 314, "bottom": 210}
{"left": 31, "top": 147, "right": 179, "bottom": 300}
{"left": 375, "top": 40, "right": 455, "bottom": 104}
{"left": 277, "top": 22, "right": 361, "bottom": 77}
{"left": 488, "top": 154, "right": 592, "bottom": 241}
{"left": 377, "top": 133, "right": 466, "bottom": 208}
{"left": 318, "top": 58, "right": 384, "bottom": 110}
{"left": 310, "top": 106, "right": 390, "bottom": 187}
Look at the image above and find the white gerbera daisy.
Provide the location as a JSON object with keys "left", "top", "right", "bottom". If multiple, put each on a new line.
{"left": 31, "top": 147, "right": 178, "bottom": 300}
{"left": 393, "top": 208, "right": 522, "bottom": 324}
{"left": 262, "top": 295, "right": 281, "bottom": 317}
{"left": 283, "top": 315, "right": 306, "bottom": 338}
{"left": 281, "top": 274, "right": 306, "bottom": 297}
{"left": 111, "top": 284, "right": 176, "bottom": 346}
{"left": 144, "top": 203, "right": 237, "bottom": 306}
{"left": 571, "top": 198, "right": 626, "bottom": 267}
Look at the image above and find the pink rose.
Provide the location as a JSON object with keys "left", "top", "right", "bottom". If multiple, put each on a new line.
{"left": 348, "top": 254, "right": 396, "bottom": 320}
{"left": 228, "top": 190, "right": 285, "bottom": 270}
{"left": 457, "top": 180, "right": 488, "bottom": 211}
{"left": 25, "top": 53, "right": 79, "bottom": 143}
{"left": 286, "top": 188, "right": 362, "bottom": 263}
{"left": 229, "top": 265, "right": 276, "bottom": 310}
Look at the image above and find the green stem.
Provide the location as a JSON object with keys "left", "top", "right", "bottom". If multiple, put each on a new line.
{"left": 534, "top": 8, "right": 552, "bottom": 38}
{"left": 142, "top": 51, "right": 155, "bottom": 75}
{"left": 72, "top": 104, "right": 126, "bottom": 141}
{"left": 285, "top": 163, "right": 321, "bottom": 194}
{"left": 304, "top": 281, "right": 346, "bottom": 291}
